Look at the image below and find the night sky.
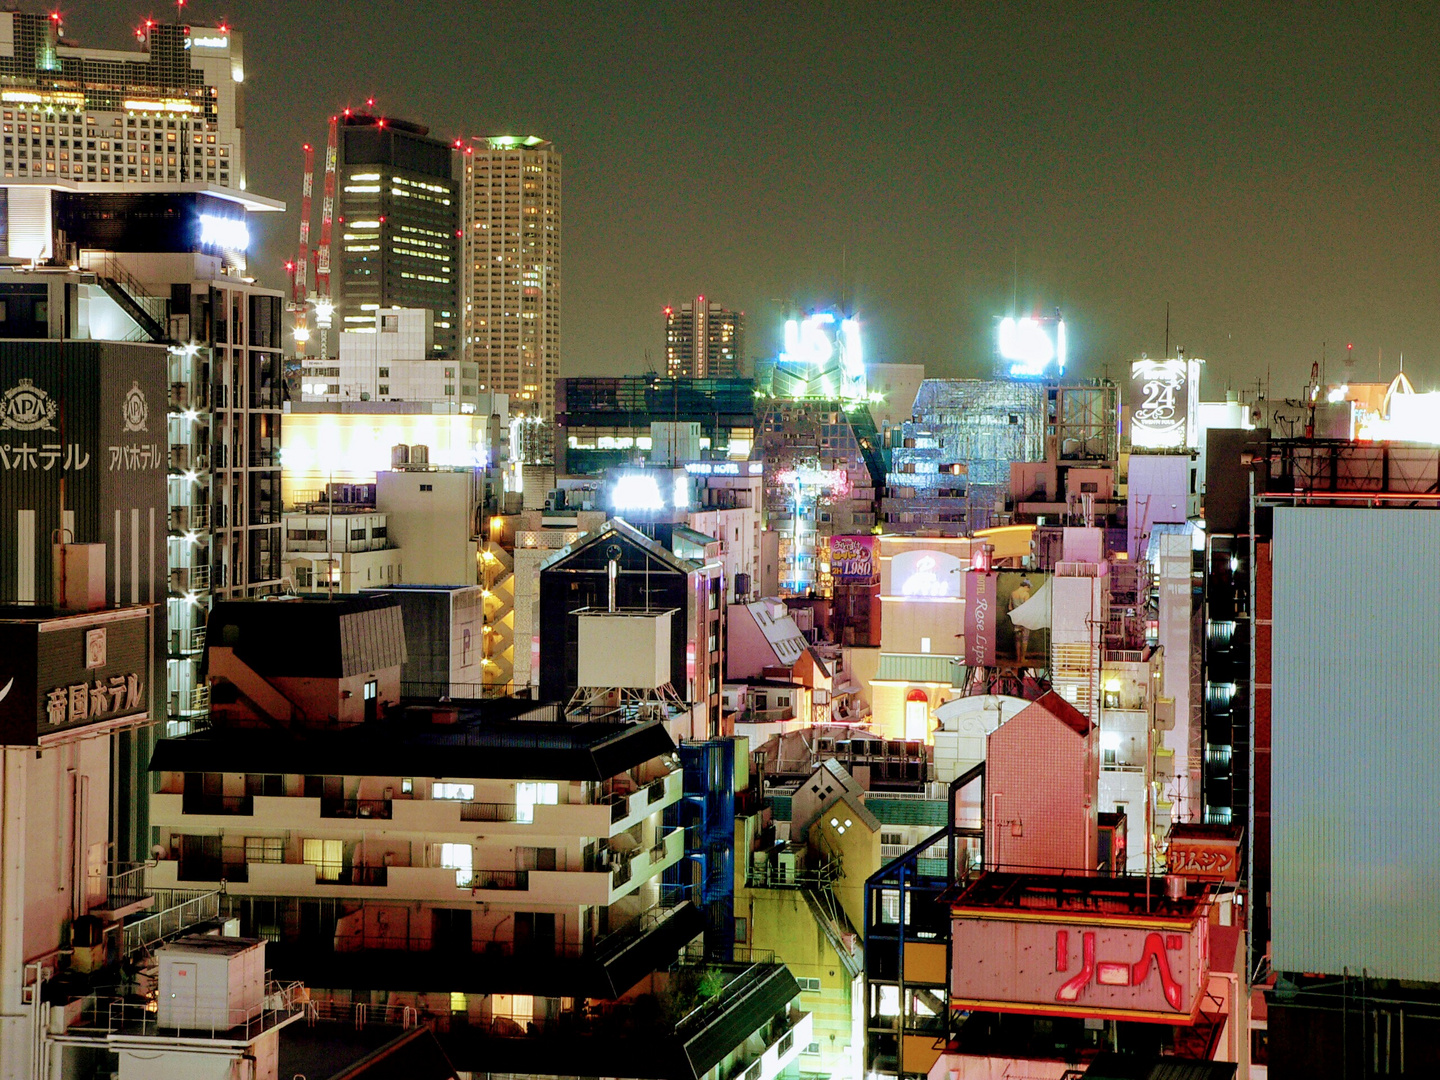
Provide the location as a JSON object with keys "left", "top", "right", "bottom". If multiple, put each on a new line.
{"left": 68, "top": 1, "right": 1440, "bottom": 396}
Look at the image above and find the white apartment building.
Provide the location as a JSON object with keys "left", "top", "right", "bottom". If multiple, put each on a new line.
{"left": 282, "top": 507, "right": 402, "bottom": 592}
{"left": 462, "top": 136, "right": 561, "bottom": 418}
{"left": 300, "top": 307, "right": 484, "bottom": 408}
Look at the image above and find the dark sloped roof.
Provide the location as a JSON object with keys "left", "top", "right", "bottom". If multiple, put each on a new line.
{"left": 149, "top": 716, "right": 676, "bottom": 782}
{"left": 1032, "top": 688, "right": 1093, "bottom": 736}
{"left": 205, "top": 597, "right": 407, "bottom": 679}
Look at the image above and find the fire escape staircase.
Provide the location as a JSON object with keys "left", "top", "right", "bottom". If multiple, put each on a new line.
{"left": 90, "top": 256, "right": 170, "bottom": 344}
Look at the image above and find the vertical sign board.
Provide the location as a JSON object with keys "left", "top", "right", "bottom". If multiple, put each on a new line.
{"left": 1130, "top": 358, "right": 1203, "bottom": 450}
{"left": 950, "top": 909, "right": 1209, "bottom": 1023}
{"left": 963, "top": 570, "right": 997, "bottom": 667}
{"left": 829, "top": 535, "right": 876, "bottom": 582}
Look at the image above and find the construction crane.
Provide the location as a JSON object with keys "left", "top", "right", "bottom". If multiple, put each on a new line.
{"left": 308, "top": 115, "right": 339, "bottom": 360}
{"left": 289, "top": 140, "right": 314, "bottom": 358}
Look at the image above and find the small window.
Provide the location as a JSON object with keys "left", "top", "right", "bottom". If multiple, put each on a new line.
{"left": 378, "top": 367, "right": 389, "bottom": 377}
{"left": 734, "top": 916, "right": 748, "bottom": 944}
{"left": 420, "top": 484, "right": 433, "bottom": 492}
{"left": 401, "top": 778, "right": 413, "bottom": 794}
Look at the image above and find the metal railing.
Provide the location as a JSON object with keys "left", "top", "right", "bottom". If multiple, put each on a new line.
{"left": 305, "top": 999, "right": 418, "bottom": 1030}
{"left": 460, "top": 801, "right": 520, "bottom": 823}
{"left": 91, "top": 976, "right": 304, "bottom": 1040}
{"left": 98, "top": 861, "right": 153, "bottom": 911}
{"left": 338, "top": 865, "right": 388, "bottom": 887}
{"left": 646, "top": 777, "right": 668, "bottom": 804}
{"left": 122, "top": 888, "right": 221, "bottom": 956}
{"left": 464, "top": 869, "right": 529, "bottom": 891}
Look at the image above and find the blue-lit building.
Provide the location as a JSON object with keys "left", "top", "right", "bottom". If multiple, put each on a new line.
{"left": 665, "top": 737, "right": 739, "bottom": 958}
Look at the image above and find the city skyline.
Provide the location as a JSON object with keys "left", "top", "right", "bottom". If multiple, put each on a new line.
{"left": 58, "top": 1, "right": 1440, "bottom": 398}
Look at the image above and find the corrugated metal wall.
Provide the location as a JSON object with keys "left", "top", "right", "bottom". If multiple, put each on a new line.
{"left": 1271, "top": 507, "right": 1440, "bottom": 980}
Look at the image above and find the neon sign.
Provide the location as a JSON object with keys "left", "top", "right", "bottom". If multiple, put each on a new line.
{"left": 892, "top": 549, "right": 961, "bottom": 598}
{"left": 997, "top": 314, "right": 1066, "bottom": 378}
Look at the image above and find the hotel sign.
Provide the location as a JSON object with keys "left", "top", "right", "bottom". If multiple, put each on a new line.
{"left": 951, "top": 910, "right": 1210, "bottom": 1023}
{"left": 0, "top": 611, "right": 151, "bottom": 745}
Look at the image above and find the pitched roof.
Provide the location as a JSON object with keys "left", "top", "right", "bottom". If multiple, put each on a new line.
{"left": 205, "top": 597, "right": 407, "bottom": 679}
{"left": 537, "top": 516, "right": 697, "bottom": 575}
{"left": 1032, "top": 688, "right": 1093, "bottom": 736}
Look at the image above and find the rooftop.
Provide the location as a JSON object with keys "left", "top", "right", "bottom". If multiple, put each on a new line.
{"left": 150, "top": 711, "right": 675, "bottom": 782}
{"left": 952, "top": 871, "right": 1212, "bottom": 923}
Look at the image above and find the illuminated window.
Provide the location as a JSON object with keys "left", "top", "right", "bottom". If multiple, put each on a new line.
{"left": 515, "top": 781, "right": 557, "bottom": 823}
{"left": 302, "top": 838, "right": 343, "bottom": 881}
{"left": 439, "top": 842, "right": 472, "bottom": 887}
{"left": 431, "top": 782, "right": 474, "bottom": 800}
{"left": 244, "top": 837, "right": 284, "bottom": 864}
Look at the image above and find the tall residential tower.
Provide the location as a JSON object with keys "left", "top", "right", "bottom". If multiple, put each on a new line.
{"left": 462, "top": 136, "right": 561, "bottom": 418}
{"left": 665, "top": 295, "right": 743, "bottom": 377}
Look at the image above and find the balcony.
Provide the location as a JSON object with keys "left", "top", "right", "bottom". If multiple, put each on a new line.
{"left": 320, "top": 797, "right": 392, "bottom": 820}
{"left": 460, "top": 801, "right": 520, "bottom": 823}
{"left": 180, "top": 792, "right": 252, "bottom": 816}
{"left": 465, "top": 869, "right": 529, "bottom": 891}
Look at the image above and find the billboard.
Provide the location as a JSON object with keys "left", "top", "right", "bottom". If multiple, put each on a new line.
{"left": 891, "top": 548, "right": 962, "bottom": 598}
{"left": 996, "top": 313, "right": 1066, "bottom": 378}
{"left": 1272, "top": 507, "right": 1440, "bottom": 981}
{"left": 0, "top": 609, "right": 152, "bottom": 745}
{"left": 767, "top": 312, "right": 867, "bottom": 400}
{"left": 829, "top": 535, "right": 876, "bottom": 582}
{"left": 951, "top": 910, "right": 1209, "bottom": 1023}
{"left": 1167, "top": 826, "right": 1241, "bottom": 882}
{"left": 962, "top": 570, "right": 997, "bottom": 666}
{"left": 1130, "top": 357, "right": 1202, "bottom": 449}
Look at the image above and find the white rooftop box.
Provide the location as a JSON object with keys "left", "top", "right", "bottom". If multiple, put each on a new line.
{"left": 577, "top": 610, "right": 672, "bottom": 689}
{"left": 156, "top": 935, "right": 265, "bottom": 1031}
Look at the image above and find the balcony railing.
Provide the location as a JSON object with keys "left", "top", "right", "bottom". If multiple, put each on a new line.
{"left": 463, "top": 869, "right": 529, "bottom": 891}
{"left": 646, "top": 777, "right": 668, "bottom": 805}
{"left": 602, "top": 793, "right": 629, "bottom": 822}
{"left": 320, "top": 798, "right": 392, "bottom": 820}
{"left": 460, "top": 801, "right": 520, "bottom": 823}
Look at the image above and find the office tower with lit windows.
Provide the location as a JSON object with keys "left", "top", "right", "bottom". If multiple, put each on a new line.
{"left": 462, "top": 136, "right": 561, "bottom": 418}
{"left": 665, "top": 295, "right": 743, "bottom": 377}
{"left": 334, "top": 114, "right": 460, "bottom": 358}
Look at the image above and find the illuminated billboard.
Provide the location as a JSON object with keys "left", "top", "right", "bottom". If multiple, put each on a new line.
{"left": 963, "top": 571, "right": 1050, "bottom": 666}
{"left": 1130, "top": 357, "right": 1202, "bottom": 449}
{"left": 996, "top": 312, "right": 1066, "bottom": 378}
{"left": 890, "top": 548, "right": 963, "bottom": 598}
{"left": 829, "top": 535, "right": 876, "bottom": 582}
{"left": 767, "top": 311, "right": 868, "bottom": 400}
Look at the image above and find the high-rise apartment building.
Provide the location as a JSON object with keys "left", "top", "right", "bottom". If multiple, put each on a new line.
{"left": 334, "top": 115, "right": 460, "bottom": 357}
{"left": 462, "top": 136, "right": 561, "bottom": 418}
{"left": 665, "top": 295, "right": 743, "bottom": 377}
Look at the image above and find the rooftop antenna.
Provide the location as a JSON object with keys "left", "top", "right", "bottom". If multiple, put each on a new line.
{"left": 1012, "top": 247, "right": 1018, "bottom": 313}
{"left": 1164, "top": 302, "right": 1170, "bottom": 359}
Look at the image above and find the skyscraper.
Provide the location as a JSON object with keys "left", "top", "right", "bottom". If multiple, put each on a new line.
{"left": 333, "top": 114, "right": 461, "bottom": 358}
{"left": 462, "top": 136, "right": 561, "bottom": 418}
{"left": 665, "top": 295, "right": 743, "bottom": 377}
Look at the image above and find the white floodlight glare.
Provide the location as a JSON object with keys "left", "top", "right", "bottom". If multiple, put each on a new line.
{"left": 312, "top": 298, "right": 335, "bottom": 328}
{"left": 611, "top": 473, "right": 666, "bottom": 512}
{"left": 197, "top": 213, "right": 250, "bottom": 252}
{"left": 672, "top": 475, "right": 690, "bottom": 510}
{"left": 998, "top": 316, "right": 1066, "bottom": 377}
{"left": 840, "top": 318, "right": 863, "bottom": 382}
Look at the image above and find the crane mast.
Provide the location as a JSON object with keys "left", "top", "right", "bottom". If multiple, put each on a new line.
{"left": 291, "top": 141, "right": 314, "bottom": 357}
{"left": 310, "top": 115, "right": 339, "bottom": 359}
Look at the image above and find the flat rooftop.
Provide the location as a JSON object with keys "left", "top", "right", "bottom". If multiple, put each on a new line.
{"left": 952, "top": 871, "right": 1211, "bottom": 922}
{"left": 151, "top": 710, "right": 676, "bottom": 782}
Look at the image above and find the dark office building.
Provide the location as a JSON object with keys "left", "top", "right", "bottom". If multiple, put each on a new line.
{"left": 554, "top": 376, "right": 756, "bottom": 475}
{"left": 334, "top": 115, "right": 460, "bottom": 357}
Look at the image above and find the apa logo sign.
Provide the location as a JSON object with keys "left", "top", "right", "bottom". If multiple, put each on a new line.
{"left": 122, "top": 381, "right": 149, "bottom": 433}
{"left": 1, "top": 378, "right": 58, "bottom": 431}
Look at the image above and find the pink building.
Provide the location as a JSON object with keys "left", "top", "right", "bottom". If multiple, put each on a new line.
{"left": 984, "top": 690, "right": 1099, "bottom": 874}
